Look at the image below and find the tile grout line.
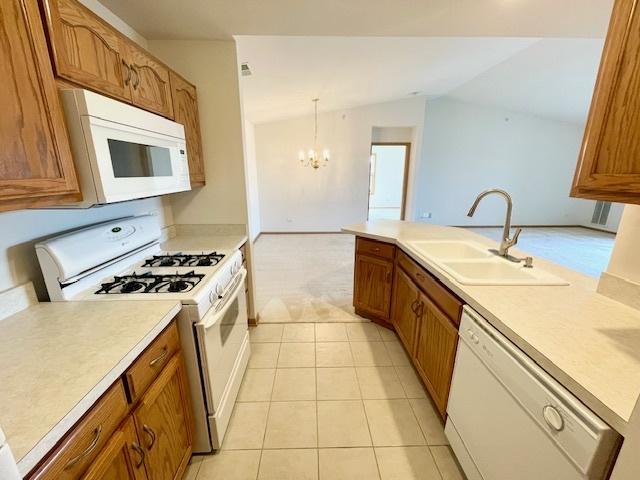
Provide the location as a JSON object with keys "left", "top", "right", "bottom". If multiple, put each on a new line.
{"left": 255, "top": 340, "right": 282, "bottom": 477}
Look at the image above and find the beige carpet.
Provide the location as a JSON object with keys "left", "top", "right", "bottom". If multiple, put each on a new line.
{"left": 253, "top": 233, "right": 366, "bottom": 323}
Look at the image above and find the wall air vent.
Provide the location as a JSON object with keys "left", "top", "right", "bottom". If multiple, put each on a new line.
{"left": 591, "top": 200, "right": 612, "bottom": 226}
{"left": 240, "top": 62, "right": 252, "bottom": 76}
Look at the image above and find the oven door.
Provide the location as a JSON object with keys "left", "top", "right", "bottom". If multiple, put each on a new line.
{"left": 84, "top": 116, "right": 191, "bottom": 203}
{"left": 195, "top": 269, "right": 248, "bottom": 414}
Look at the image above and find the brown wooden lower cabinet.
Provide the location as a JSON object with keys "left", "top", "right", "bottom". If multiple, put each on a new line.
{"left": 391, "top": 267, "right": 421, "bottom": 354}
{"left": 413, "top": 291, "right": 459, "bottom": 419}
{"left": 133, "top": 355, "right": 193, "bottom": 480}
{"left": 27, "top": 321, "right": 192, "bottom": 480}
{"left": 81, "top": 417, "right": 146, "bottom": 480}
{"left": 353, "top": 252, "right": 394, "bottom": 322}
{"left": 353, "top": 235, "right": 462, "bottom": 420}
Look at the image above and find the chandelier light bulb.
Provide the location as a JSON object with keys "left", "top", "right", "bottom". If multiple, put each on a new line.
{"left": 298, "top": 98, "right": 331, "bottom": 170}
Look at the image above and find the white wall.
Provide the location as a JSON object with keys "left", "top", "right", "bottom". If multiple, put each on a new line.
{"left": 79, "top": 0, "right": 147, "bottom": 47}
{"left": 149, "top": 40, "right": 249, "bottom": 226}
{"left": 254, "top": 96, "right": 426, "bottom": 232}
{"left": 414, "top": 97, "right": 595, "bottom": 226}
{"left": 369, "top": 145, "right": 406, "bottom": 209}
{"left": 243, "top": 119, "right": 261, "bottom": 240}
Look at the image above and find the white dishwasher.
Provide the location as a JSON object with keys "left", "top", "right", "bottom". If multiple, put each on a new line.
{"left": 446, "top": 306, "right": 621, "bottom": 480}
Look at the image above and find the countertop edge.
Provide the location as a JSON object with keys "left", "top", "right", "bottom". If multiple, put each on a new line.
{"left": 343, "top": 226, "right": 629, "bottom": 435}
{"left": 17, "top": 301, "right": 182, "bottom": 476}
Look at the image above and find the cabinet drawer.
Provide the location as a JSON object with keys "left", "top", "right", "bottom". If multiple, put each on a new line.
{"left": 397, "top": 250, "right": 462, "bottom": 326}
{"left": 356, "top": 237, "right": 395, "bottom": 260}
{"left": 125, "top": 322, "right": 180, "bottom": 402}
{"left": 29, "top": 381, "right": 128, "bottom": 480}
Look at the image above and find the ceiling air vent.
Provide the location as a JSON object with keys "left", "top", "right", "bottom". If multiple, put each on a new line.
{"left": 240, "top": 62, "right": 252, "bottom": 77}
{"left": 591, "top": 201, "right": 612, "bottom": 226}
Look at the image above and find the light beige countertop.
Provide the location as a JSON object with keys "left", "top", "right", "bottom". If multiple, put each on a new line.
{"left": 161, "top": 232, "right": 248, "bottom": 252}
{"left": 0, "top": 300, "right": 181, "bottom": 476}
{"left": 343, "top": 220, "right": 640, "bottom": 435}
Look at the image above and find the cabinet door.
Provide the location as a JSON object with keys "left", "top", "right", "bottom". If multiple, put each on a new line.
{"left": 0, "top": 0, "right": 80, "bottom": 212}
{"left": 413, "top": 292, "right": 458, "bottom": 419}
{"left": 41, "top": 0, "right": 131, "bottom": 101}
{"left": 354, "top": 253, "right": 394, "bottom": 320}
{"left": 391, "top": 267, "right": 420, "bottom": 355}
{"left": 124, "top": 42, "right": 174, "bottom": 118}
{"left": 81, "top": 417, "right": 147, "bottom": 480}
{"left": 133, "top": 354, "right": 192, "bottom": 480}
{"left": 571, "top": 0, "right": 640, "bottom": 204}
{"left": 170, "top": 71, "right": 205, "bottom": 186}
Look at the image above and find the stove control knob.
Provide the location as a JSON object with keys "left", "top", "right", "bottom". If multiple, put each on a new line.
{"left": 543, "top": 405, "right": 564, "bottom": 432}
{"left": 209, "top": 290, "right": 215, "bottom": 303}
{"left": 215, "top": 283, "right": 224, "bottom": 297}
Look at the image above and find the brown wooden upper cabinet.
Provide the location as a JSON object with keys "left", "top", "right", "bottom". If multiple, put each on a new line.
{"left": 41, "top": 0, "right": 131, "bottom": 102}
{"left": 123, "top": 41, "right": 174, "bottom": 118}
{"left": 571, "top": 0, "right": 640, "bottom": 204}
{"left": 42, "top": 0, "right": 174, "bottom": 118}
{"left": 0, "top": 0, "right": 81, "bottom": 212}
{"left": 170, "top": 71, "right": 206, "bottom": 186}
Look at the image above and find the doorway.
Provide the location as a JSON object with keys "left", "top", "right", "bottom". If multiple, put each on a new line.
{"left": 367, "top": 143, "right": 410, "bottom": 220}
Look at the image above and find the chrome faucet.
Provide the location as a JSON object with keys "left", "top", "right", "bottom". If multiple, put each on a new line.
{"left": 467, "top": 188, "right": 522, "bottom": 258}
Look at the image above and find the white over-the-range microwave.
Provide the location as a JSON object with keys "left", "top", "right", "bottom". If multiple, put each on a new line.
{"left": 59, "top": 89, "right": 191, "bottom": 208}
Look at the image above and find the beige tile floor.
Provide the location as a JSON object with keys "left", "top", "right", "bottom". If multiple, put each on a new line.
{"left": 184, "top": 322, "right": 465, "bottom": 480}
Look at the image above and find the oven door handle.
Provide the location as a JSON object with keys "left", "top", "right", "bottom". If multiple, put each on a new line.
{"left": 197, "top": 268, "right": 246, "bottom": 330}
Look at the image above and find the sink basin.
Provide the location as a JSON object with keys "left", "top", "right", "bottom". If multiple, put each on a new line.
{"left": 439, "top": 259, "right": 569, "bottom": 286}
{"left": 406, "top": 240, "right": 493, "bottom": 261}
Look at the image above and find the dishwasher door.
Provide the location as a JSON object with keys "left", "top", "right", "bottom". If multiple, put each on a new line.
{"left": 446, "top": 307, "right": 620, "bottom": 480}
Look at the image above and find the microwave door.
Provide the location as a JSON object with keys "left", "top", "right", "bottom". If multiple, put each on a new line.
{"left": 86, "top": 117, "right": 191, "bottom": 203}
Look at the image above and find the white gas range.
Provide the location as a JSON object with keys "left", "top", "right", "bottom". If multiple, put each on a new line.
{"left": 35, "top": 215, "right": 250, "bottom": 453}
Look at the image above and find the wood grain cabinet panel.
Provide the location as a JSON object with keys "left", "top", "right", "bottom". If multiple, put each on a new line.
{"left": 123, "top": 42, "right": 174, "bottom": 118}
{"left": 41, "top": 0, "right": 131, "bottom": 101}
{"left": 125, "top": 322, "right": 180, "bottom": 404}
{"left": 170, "top": 71, "right": 205, "bottom": 186}
{"left": 571, "top": 0, "right": 640, "bottom": 204}
{"left": 354, "top": 253, "right": 394, "bottom": 321}
{"left": 413, "top": 292, "right": 459, "bottom": 419}
{"left": 133, "top": 354, "right": 193, "bottom": 480}
{"left": 29, "top": 382, "right": 128, "bottom": 480}
{"left": 391, "top": 267, "right": 420, "bottom": 355}
{"left": 81, "top": 417, "right": 146, "bottom": 480}
{"left": 0, "top": 0, "right": 80, "bottom": 211}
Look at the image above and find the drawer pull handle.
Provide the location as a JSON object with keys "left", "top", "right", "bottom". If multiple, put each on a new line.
{"left": 63, "top": 425, "right": 102, "bottom": 470}
{"left": 149, "top": 347, "right": 168, "bottom": 367}
{"left": 416, "top": 272, "right": 425, "bottom": 280}
{"left": 131, "top": 442, "right": 145, "bottom": 468}
{"left": 143, "top": 424, "right": 157, "bottom": 449}
{"left": 131, "top": 67, "right": 140, "bottom": 89}
{"left": 373, "top": 247, "right": 380, "bottom": 252}
{"left": 410, "top": 299, "right": 419, "bottom": 314}
{"left": 122, "top": 60, "right": 131, "bottom": 85}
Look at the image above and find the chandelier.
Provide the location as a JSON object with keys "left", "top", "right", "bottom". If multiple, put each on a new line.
{"left": 298, "top": 98, "right": 330, "bottom": 169}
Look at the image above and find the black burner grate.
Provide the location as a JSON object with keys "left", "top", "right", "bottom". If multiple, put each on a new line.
{"left": 96, "top": 271, "right": 205, "bottom": 294}
{"left": 141, "top": 252, "right": 225, "bottom": 268}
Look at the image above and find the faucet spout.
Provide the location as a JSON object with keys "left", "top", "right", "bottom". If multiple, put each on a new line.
{"left": 467, "top": 188, "right": 520, "bottom": 257}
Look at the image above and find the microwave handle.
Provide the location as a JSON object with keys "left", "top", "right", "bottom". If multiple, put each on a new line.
{"left": 197, "top": 269, "right": 246, "bottom": 330}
